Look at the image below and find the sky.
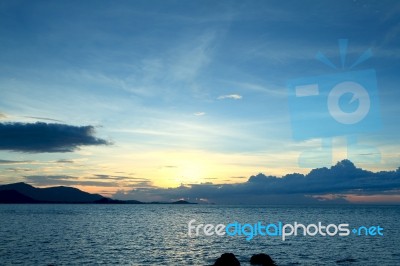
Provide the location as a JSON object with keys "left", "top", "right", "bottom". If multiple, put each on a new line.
{"left": 0, "top": 0, "right": 399, "bottom": 203}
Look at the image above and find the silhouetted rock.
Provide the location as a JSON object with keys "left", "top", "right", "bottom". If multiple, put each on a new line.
{"left": 93, "top": 197, "right": 124, "bottom": 204}
{"left": 171, "top": 200, "right": 197, "bottom": 204}
{"left": 148, "top": 200, "right": 197, "bottom": 204}
{"left": 93, "top": 198, "right": 144, "bottom": 204}
{"left": 250, "top": 253, "right": 276, "bottom": 266}
{"left": 214, "top": 253, "right": 240, "bottom": 266}
{"left": 125, "top": 200, "right": 144, "bottom": 204}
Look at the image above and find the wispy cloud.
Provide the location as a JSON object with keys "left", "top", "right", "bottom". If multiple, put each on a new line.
{"left": 56, "top": 159, "right": 75, "bottom": 164}
{"left": 25, "top": 175, "right": 118, "bottom": 187}
{"left": 23, "top": 116, "right": 63, "bottom": 123}
{"left": 24, "top": 173, "right": 154, "bottom": 189}
{"left": 193, "top": 112, "right": 205, "bottom": 116}
{"left": 224, "top": 81, "right": 287, "bottom": 97}
{"left": 161, "top": 165, "right": 177, "bottom": 169}
{"left": 105, "top": 30, "right": 220, "bottom": 100}
{"left": 170, "top": 31, "right": 217, "bottom": 82}
{"left": 217, "top": 94, "right": 242, "bottom": 100}
{"left": 0, "top": 159, "right": 33, "bottom": 165}
{"left": 4, "top": 167, "right": 32, "bottom": 173}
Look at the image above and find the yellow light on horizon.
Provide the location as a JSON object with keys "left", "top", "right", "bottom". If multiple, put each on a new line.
{"left": 179, "top": 162, "right": 204, "bottom": 182}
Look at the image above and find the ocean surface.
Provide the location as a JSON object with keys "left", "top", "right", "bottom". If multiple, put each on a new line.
{"left": 0, "top": 204, "right": 399, "bottom": 265}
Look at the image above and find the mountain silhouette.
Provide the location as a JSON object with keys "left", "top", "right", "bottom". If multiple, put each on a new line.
{"left": 0, "top": 189, "right": 39, "bottom": 203}
{"left": 0, "top": 182, "right": 196, "bottom": 204}
{"left": 0, "top": 182, "right": 103, "bottom": 203}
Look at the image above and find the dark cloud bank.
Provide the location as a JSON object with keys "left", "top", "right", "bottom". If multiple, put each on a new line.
{"left": 115, "top": 160, "right": 400, "bottom": 204}
{"left": 0, "top": 122, "right": 109, "bottom": 153}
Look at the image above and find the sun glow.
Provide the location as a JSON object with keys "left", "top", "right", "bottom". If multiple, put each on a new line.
{"left": 179, "top": 161, "right": 205, "bottom": 183}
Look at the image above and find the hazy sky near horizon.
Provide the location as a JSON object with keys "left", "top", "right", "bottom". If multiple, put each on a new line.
{"left": 0, "top": 0, "right": 399, "bottom": 202}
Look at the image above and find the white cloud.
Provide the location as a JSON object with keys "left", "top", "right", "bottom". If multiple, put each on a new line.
{"left": 224, "top": 80, "right": 287, "bottom": 97}
{"left": 217, "top": 94, "right": 242, "bottom": 100}
{"left": 194, "top": 112, "right": 205, "bottom": 116}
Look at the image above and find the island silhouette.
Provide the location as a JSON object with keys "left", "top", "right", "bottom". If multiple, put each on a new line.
{"left": 0, "top": 182, "right": 195, "bottom": 204}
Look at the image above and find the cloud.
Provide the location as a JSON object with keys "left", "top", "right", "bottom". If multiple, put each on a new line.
{"left": 217, "top": 94, "right": 242, "bottom": 100}
{"left": 161, "top": 165, "right": 177, "bottom": 169}
{"left": 170, "top": 30, "right": 217, "bottom": 82}
{"left": 193, "top": 112, "right": 205, "bottom": 116}
{"left": 25, "top": 175, "right": 118, "bottom": 187}
{"left": 24, "top": 174, "right": 153, "bottom": 189}
{"left": 114, "top": 160, "right": 400, "bottom": 204}
{"left": 56, "top": 159, "right": 75, "bottom": 164}
{"left": 24, "top": 116, "right": 64, "bottom": 123}
{"left": 224, "top": 81, "right": 287, "bottom": 97}
{"left": 91, "top": 174, "right": 141, "bottom": 181}
{"left": 0, "top": 122, "right": 110, "bottom": 153}
{"left": 5, "top": 167, "right": 32, "bottom": 173}
{"left": 0, "top": 159, "right": 33, "bottom": 164}
{"left": 0, "top": 113, "right": 6, "bottom": 119}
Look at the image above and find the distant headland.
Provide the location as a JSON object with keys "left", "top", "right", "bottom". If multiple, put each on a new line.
{"left": 0, "top": 182, "right": 196, "bottom": 204}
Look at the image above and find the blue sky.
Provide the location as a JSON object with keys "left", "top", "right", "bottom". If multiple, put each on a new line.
{"left": 0, "top": 0, "right": 399, "bottom": 202}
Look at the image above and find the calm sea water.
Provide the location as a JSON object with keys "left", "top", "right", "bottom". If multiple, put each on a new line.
{"left": 0, "top": 204, "right": 399, "bottom": 265}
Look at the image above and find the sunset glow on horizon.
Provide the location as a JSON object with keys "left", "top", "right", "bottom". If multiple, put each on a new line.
{"left": 0, "top": 1, "right": 399, "bottom": 203}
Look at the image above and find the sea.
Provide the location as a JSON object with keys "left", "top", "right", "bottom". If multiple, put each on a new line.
{"left": 0, "top": 204, "right": 399, "bottom": 265}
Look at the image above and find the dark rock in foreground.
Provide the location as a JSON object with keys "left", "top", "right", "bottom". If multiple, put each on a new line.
{"left": 213, "top": 253, "right": 240, "bottom": 266}
{"left": 213, "top": 253, "right": 276, "bottom": 266}
{"left": 250, "top": 253, "right": 276, "bottom": 265}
